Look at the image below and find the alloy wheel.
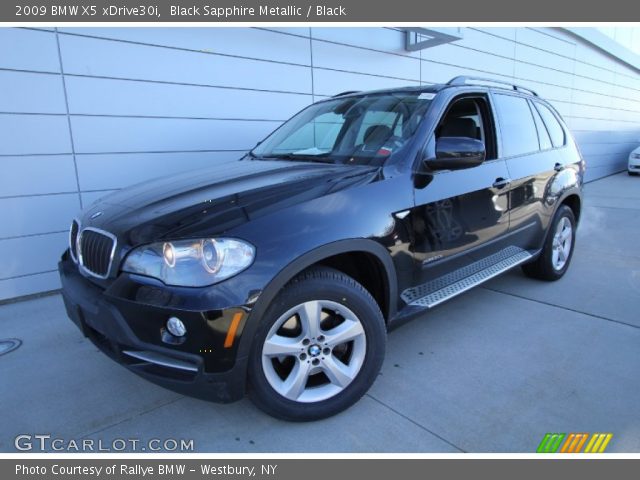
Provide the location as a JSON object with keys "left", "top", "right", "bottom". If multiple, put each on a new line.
{"left": 261, "top": 300, "right": 367, "bottom": 403}
{"left": 551, "top": 216, "right": 573, "bottom": 271}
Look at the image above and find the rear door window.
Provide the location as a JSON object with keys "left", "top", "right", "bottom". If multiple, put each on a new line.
{"left": 493, "top": 93, "right": 540, "bottom": 157}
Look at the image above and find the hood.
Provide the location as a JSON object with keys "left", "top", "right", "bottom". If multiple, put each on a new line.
{"left": 81, "top": 159, "right": 379, "bottom": 245}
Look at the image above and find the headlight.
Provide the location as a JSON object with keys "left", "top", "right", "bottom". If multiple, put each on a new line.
{"left": 632, "top": 153, "right": 640, "bottom": 159}
{"left": 122, "top": 238, "right": 255, "bottom": 287}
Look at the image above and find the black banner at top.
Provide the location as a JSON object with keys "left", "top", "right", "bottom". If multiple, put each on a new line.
{"left": 2, "top": 0, "right": 639, "bottom": 22}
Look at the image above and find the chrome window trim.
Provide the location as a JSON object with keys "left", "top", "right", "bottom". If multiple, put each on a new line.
{"left": 77, "top": 227, "right": 118, "bottom": 280}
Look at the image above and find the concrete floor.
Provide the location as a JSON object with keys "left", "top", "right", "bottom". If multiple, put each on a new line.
{"left": 1, "top": 172, "right": 638, "bottom": 453}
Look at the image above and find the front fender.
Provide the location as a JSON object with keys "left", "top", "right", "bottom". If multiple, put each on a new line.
{"left": 234, "top": 238, "right": 397, "bottom": 366}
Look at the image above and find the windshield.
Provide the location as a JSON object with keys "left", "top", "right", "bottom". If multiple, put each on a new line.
{"left": 251, "top": 91, "right": 433, "bottom": 166}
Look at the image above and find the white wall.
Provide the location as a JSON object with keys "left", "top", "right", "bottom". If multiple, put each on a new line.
{"left": 597, "top": 27, "right": 640, "bottom": 55}
{"left": 0, "top": 26, "right": 639, "bottom": 301}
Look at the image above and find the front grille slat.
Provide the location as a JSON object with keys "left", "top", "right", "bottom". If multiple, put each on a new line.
{"left": 84, "top": 232, "right": 93, "bottom": 267}
{"left": 94, "top": 236, "right": 102, "bottom": 272}
{"left": 87, "top": 233, "right": 97, "bottom": 270}
{"left": 78, "top": 228, "right": 116, "bottom": 279}
{"left": 91, "top": 234, "right": 99, "bottom": 271}
{"left": 98, "top": 235, "right": 109, "bottom": 273}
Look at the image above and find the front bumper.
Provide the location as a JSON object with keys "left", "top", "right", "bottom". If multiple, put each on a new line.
{"left": 58, "top": 254, "right": 248, "bottom": 403}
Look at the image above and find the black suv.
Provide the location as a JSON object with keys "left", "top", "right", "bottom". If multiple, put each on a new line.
{"left": 60, "top": 76, "right": 584, "bottom": 421}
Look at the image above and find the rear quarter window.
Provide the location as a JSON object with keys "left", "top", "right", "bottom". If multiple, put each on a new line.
{"left": 533, "top": 102, "right": 566, "bottom": 148}
{"left": 529, "top": 101, "right": 553, "bottom": 150}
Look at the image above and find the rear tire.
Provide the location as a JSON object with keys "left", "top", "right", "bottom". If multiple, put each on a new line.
{"left": 522, "top": 205, "right": 576, "bottom": 281}
{"left": 247, "top": 267, "right": 386, "bottom": 421}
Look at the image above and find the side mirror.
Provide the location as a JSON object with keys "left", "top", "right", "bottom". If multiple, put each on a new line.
{"left": 426, "top": 137, "right": 486, "bottom": 170}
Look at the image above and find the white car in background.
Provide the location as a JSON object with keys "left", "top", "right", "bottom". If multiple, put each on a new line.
{"left": 629, "top": 146, "right": 640, "bottom": 175}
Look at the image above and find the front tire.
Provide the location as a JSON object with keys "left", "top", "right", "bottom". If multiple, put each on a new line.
{"left": 248, "top": 267, "right": 386, "bottom": 421}
{"left": 522, "top": 205, "right": 576, "bottom": 281}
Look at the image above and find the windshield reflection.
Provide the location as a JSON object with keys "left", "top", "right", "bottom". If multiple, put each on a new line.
{"left": 251, "top": 91, "right": 433, "bottom": 166}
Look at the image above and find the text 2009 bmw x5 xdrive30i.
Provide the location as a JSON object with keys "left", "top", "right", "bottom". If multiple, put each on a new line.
{"left": 60, "top": 76, "right": 584, "bottom": 421}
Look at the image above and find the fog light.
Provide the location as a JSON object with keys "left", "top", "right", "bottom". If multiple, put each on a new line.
{"left": 166, "top": 317, "right": 186, "bottom": 337}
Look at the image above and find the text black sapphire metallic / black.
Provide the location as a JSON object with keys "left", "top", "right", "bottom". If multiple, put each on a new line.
{"left": 167, "top": 4, "right": 346, "bottom": 17}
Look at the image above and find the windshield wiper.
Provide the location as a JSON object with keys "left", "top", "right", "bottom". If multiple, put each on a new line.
{"left": 261, "top": 153, "right": 334, "bottom": 163}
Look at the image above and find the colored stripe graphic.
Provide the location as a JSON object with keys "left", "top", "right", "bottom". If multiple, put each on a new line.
{"left": 584, "top": 433, "right": 613, "bottom": 453}
{"left": 560, "top": 433, "right": 588, "bottom": 453}
{"left": 538, "top": 433, "right": 613, "bottom": 453}
{"left": 537, "top": 433, "right": 566, "bottom": 453}
{"left": 536, "top": 433, "right": 552, "bottom": 453}
{"left": 573, "top": 433, "right": 589, "bottom": 452}
{"left": 560, "top": 433, "right": 576, "bottom": 453}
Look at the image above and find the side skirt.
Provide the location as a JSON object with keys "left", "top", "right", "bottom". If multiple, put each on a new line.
{"left": 388, "top": 246, "right": 538, "bottom": 328}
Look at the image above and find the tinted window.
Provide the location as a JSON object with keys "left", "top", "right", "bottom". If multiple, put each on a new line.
{"left": 494, "top": 94, "right": 539, "bottom": 157}
{"left": 275, "top": 111, "right": 343, "bottom": 152}
{"left": 534, "top": 102, "right": 566, "bottom": 148}
{"left": 438, "top": 98, "right": 483, "bottom": 141}
{"left": 436, "top": 96, "right": 497, "bottom": 160}
{"left": 356, "top": 110, "right": 402, "bottom": 144}
{"left": 252, "top": 92, "right": 432, "bottom": 166}
{"left": 529, "top": 101, "right": 552, "bottom": 150}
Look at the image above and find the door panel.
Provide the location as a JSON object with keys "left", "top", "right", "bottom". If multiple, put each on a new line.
{"left": 409, "top": 93, "right": 510, "bottom": 286}
{"left": 504, "top": 149, "right": 559, "bottom": 249}
{"left": 492, "top": 93, "right": 558, "bottom": 251}
{"left": 410, "top": 159, "right": 510, "bottom": 284}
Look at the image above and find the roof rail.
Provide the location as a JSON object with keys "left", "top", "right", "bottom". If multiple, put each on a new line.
{"left": 332, "top": 90, "right": 361, "bottom": 97}
{"left": 447, "top": 76, "right": 538, "bottom": 96}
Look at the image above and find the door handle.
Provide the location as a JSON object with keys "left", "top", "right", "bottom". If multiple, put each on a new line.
{"left": 492, "top": 177, "right": 510, "bottom": 189}
{"left": 554, "top": 162, "right": 564, "bottom": 172}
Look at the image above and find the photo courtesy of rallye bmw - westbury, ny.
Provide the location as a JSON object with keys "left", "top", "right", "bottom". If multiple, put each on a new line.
{"left": 61, "top": 78, "right": 584, "bottom": 421}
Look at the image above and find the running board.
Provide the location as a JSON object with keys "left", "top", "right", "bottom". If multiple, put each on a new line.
{"left": 401, "top": 246, "right": 533, "bottom": 308}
